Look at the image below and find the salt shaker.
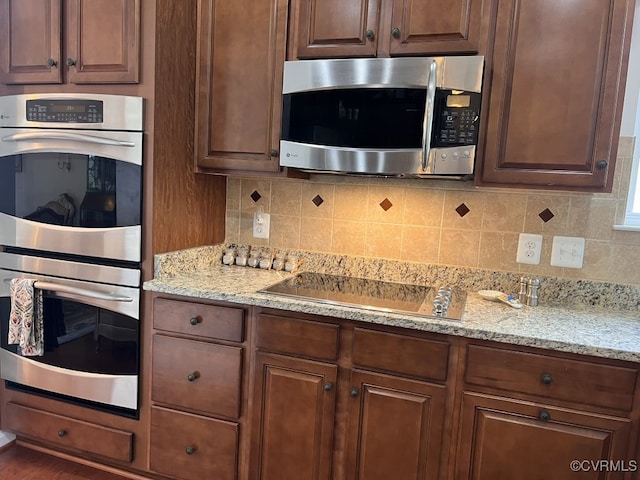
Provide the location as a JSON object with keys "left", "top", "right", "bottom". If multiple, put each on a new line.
{"left": 526, "top": 277, "right": 540, "bottom": 307}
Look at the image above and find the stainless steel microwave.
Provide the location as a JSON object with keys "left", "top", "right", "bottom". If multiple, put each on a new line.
{"left": 280, "top": 56, "right": 484, "bottom": 178}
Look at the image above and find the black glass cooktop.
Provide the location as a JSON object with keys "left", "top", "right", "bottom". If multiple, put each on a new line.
{"left": 260, "top": 272, "right": 466, "bottom": 321}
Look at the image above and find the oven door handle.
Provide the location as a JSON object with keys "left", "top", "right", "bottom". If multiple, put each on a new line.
{"left": 3, "top": 279, "right": 134, "bottom": 303}
{"left": 1, "top": 132, "right": 136, "bottom": 147}
{"left": 35, "top": 281, "right": 134, "bottom": 303}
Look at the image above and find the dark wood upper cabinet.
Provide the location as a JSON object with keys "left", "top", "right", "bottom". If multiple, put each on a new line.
{"left": 477, "top": 0, "right": 635, "bottom": 191}
{"left": 65, "top": 0, "right": 140, "bottom": 84}
{"left": 291, "top": 0, "right": 493, "bottom": 58}
{"left": 0, "top": 0, "right": 140, "bottom": 85}
{"left": 0, "top": 0, "right": 62, "bottom": 84}
{"left": 195, "top": 0, "right": 288, "bottom": 174}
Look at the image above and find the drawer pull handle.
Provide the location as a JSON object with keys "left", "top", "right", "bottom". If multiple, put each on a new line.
{"left": 350, "top": 388, "right": 359, "bottom": 398}
{"left": 187, "top": 372, "right": 200, "bottom": 382}
{"left": 324, "top": 382, "right": 333, "bottom": 392}
{"left": 541, "top": 373, "right": 553, "bottom": 385}
{"left": 365, "top": 29, "right": 375, "bottom": 40}
{"left": 538, "top": 410, "right": 551, "bottom": 422}
{"left": 57, "top": 429, "right": 67, "bottom": 437}
{"left": 391, "top": 27, "right": 401, "bottom": 38}
{"left": 185, "top": 445, "right": 196, "bottom": 455}
{"left": 189, "top": 317, "right": 200, "bottom": 326}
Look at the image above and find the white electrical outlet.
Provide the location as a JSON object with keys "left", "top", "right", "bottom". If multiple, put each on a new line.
{"left": 516, "top": 233, "right": 543, "bottom": 265}
{"left": 551, "top": 236, "right": 585, "bottom": 268}
{"left": 253, "top": 211, "right": 270, "bottom": 239}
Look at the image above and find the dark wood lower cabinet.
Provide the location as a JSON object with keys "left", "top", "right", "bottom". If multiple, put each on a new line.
{"left": 455, "top": 393, "right": 633, "bottom": 480}
{"left": 149, "top": 406, "right": 239, "bottom": 480}
{"left": 344, "top": 369, "right": 447, "bottom": 480}
{"left": 250, "top": 352, "right": 338, "bottom": 480}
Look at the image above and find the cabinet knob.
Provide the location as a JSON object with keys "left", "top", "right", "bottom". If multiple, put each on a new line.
{"left": 596, "top": 160, "right": 608, "bottom": 170}
{"left": 189, "top": 317, "right": 200, "bottom": 326}
{"left": 391, "top": 27, "right": 401, "bottom": 38}
{"left": 324, "top": 382, "right": 333, "bottom": 392}
{"left": 66, "top": 58, "right": 76, "bottom": 67}
{"left": 187, "top": 371, "right": 200, "bottom": 382}
{"left": 538, "top": 410, "right": 551, "bottom": 422}
{"left": 185, "top": 445, "right": 196, "bottom": 455}
{"left": 365, "top": 29, "right": 375, "bottom": 40}
{"left": 57, "top": 429, "right": 66, "bottom": 437}
{"left": 350, "top": 388, "right": 359, "bottom": 397}
{"left": 269, "top": 149, "right": 278, "bottom": 157}
{"left": 47, "top": 58, "right": 57, "bottom": 68}
{"left": 541, "top": 373, "right": 553, "bottom": 385}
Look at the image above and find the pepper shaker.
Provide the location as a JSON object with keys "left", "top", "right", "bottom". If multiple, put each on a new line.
{"left": 518, "top": 276, "right": 529, "bottom": 304}
{"left": 526, "top": 277, "right": 540, "bottom": 307}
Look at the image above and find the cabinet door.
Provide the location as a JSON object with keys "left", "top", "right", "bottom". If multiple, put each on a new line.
{"left": 250, "top": 352, "right": 337, "bottom": 480}
{"left": 0, "top": 0, "right": 62, "bottom": 84}
{"left": 65, "top": 0, "right": 140, "bottom": 84}
{"left": 386, "top": 0, "right": 492, "bottom": 56}
{"left": 293, "top": 0, "right": 380, "bottom": 58}
{"left": 455, "top": 393, "right": 633, "bottom": 480}
{"left": 344, "top": 369, "right": 447, "bottom": 480}
{"left": 478, "top": 0, "right": 635, "bottom": 191}
{"left": 195, "top": 0, "right": 287, "bottom": 173}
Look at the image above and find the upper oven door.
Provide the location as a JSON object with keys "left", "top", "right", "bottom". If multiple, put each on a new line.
{"left": 0, "top": 128, "right": 142, "bottom": 262}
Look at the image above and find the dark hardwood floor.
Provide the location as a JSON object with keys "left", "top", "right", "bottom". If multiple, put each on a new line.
{"left": 0, "top": 445, "right": 134, "bottom": 479}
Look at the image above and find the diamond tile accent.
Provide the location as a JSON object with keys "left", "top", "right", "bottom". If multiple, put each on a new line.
{"left": 455, "top": 203, "right": 470, "bottom": 217}
{"left": 312, "top": 195, "right": 324, "bottom": 207}
{"left": 250, "top": 190, "right": 262, "bottom": 203}
{"left": 379, "top": 198, "right": 393, "bottom": 211}
{"left": 539, "top": 208, "right": 555, "bottom": 223}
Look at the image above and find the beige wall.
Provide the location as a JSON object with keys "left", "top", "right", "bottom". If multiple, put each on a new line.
{"left": 225, "top": 137, "right": 640, "bottom": 285}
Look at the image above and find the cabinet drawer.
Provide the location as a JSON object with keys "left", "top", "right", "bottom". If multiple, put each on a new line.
{"left": 256, "top": 313, "right": 340, "bottom": 361}
{"left": 152, "top": 334, "right": 243, "bottom": 418}
{"left": 5, "top": 402, "right": 132, "bottom": 463}
{"left": 150, "top": 406, "right": 238, "bottom": 480}
{"left": 154, "top": 297, "right": 245, "bottom": 342}
{"left": 352, "top": 328, "right": 450, "bottom": 382}
{"left": 465, "top": 344, "right": 638, "bottom": 411}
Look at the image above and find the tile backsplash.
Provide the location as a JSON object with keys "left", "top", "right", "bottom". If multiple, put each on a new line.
{"left": 225, "top": 137, "right": 640, "bottom": 285}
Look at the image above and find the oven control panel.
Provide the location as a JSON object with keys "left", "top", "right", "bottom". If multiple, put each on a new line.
{"left": 26, "top": 99, "right": 104, "bottom": 123}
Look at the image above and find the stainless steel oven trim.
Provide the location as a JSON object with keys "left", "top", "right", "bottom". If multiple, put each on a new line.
{"left": 0, "top": 252, "right": 140, "bottom": 287}
{"left": 0, "top": 128, "right": 143, "bottom": 165}
{"left": 0, "top": 349, "right": 137, "bottom": 411}
{"left": 279, "top": 140, "right": 475, "bottom": 176}
{"left": 0, "top": 94, "right": 143, "bottom": 131}
{"left": 0, "top": 213, "right": 142, "bottom": 263}
{"left": 282, "top": 56, "right": 484, "bottom": 94}
{"left": 0, "top": 268, "right": 140, "bottom": 319}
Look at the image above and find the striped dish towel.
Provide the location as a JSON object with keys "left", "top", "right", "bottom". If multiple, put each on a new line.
{"left": 8, "top": 278, "right": 44, "bottom": 356}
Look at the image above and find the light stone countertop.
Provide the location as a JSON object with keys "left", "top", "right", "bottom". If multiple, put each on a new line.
{"left": 144, "top": 264, "right": 640, "bottom": 363}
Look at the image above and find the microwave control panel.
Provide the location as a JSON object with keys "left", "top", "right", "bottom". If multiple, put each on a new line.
{"left": 432, "top": 89, "right": 481, "bottom": 147}
{"left": 26, "top": 99, "right": 104, "bottom": 123}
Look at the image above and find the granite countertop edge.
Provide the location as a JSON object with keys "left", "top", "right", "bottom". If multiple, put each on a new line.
{"left": 144, "top": 266, "right": 640, "bottom": 364}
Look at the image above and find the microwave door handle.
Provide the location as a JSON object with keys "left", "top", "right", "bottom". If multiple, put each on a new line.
{"left": 32, "top": 281, "right": 134, "bottom": 303}
{"left": 1, "top": 132, "right": 135, "bottom": 147}
{"left": 421, "top": 60, "right": 438, "bottom": 173}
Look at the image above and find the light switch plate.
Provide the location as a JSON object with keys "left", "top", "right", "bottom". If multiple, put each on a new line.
{"left": 516, "top": 233, "right": 543, "bottom": 265}
{"left": 551, "top": 236, "right": 585, "bottom": 268}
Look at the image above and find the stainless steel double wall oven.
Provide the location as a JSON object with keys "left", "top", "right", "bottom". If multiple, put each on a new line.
{"left": 0, "top": 94, "right": 143, "bottom": 416}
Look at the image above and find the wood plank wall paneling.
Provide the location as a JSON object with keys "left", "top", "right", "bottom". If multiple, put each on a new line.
{"left": 150, "top": 0, "right": 226, "bottom": 259}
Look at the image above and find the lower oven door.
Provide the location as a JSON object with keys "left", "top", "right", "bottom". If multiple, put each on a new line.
{"left": 0, "top": 269, "right": 139, "bottom": 412}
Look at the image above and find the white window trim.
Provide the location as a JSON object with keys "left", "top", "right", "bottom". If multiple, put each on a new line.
{"left": 615, "top": 141, "right": 640, "bottom": 231}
